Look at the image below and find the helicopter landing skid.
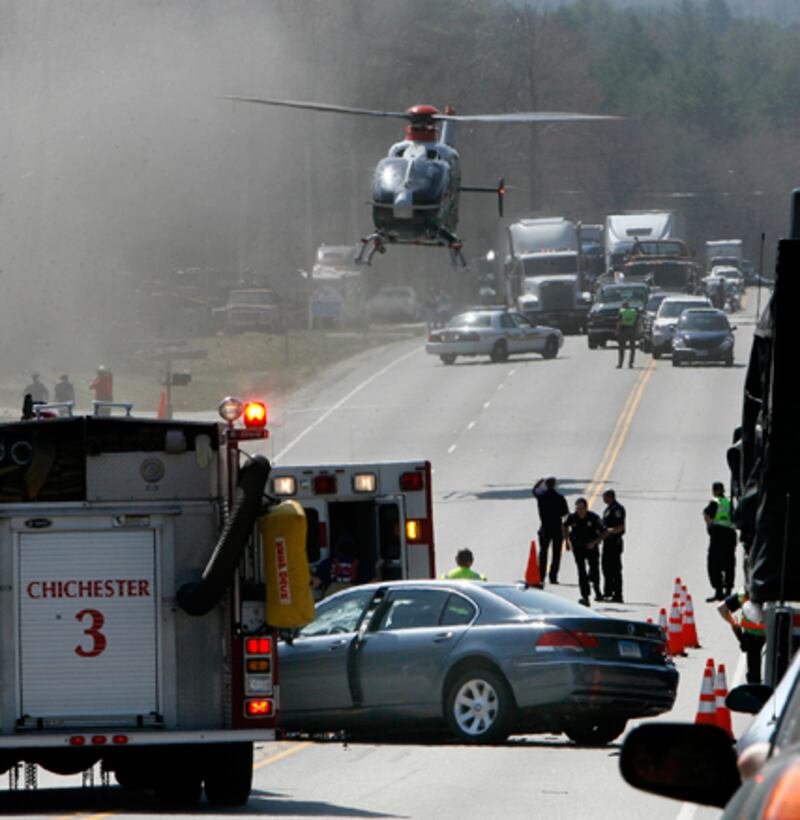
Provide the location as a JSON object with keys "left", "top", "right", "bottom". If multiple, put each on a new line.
{"left": 355, "top": 234, "right": 387, "bottom": 265}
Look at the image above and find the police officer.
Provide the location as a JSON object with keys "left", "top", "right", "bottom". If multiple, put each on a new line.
{"left": 532, "top": 476, "right": 569, "bottom": 585}
{"left": 616, "top": 300, "right": 639, "bottom": 369}
{"left": 562, "top": 498, "right": 604, "bottom": 607}
{"left": 441, "top": 549, "right": 486, "bottom": 581}
{"left": 703, "top": 481, "right": 737, "bottom": 601}
{"left": 600, "top": 489, "right": 626, "bottom": 602}
{"left": 717, "top": 592, "right": 765, "bottom": 683}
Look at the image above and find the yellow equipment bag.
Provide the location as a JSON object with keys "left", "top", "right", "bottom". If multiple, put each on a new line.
{"left": 261, "top": 500, "right": 315, "bottom": 628}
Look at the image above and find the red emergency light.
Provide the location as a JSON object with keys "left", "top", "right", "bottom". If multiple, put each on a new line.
{"left": 400, "top": 471, "right": 424, "bottom": 492}
{"left": 313, "top": 475, "right": 338, "bottom": 494}
{"left": 243, "top": 401, "right": 267, "bottom": 428}
{"left": 245, "top": 637, "right": 272, "bottom": 655}
{"left": 91, "top": 735, "right": 107, "bottom": 745}
{"left": 245, "top": 699, "right": 273, "bottom": 717}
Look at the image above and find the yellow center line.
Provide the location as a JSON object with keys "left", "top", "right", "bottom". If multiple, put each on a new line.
{"left": 585, "top": 358, "right": 657, "bottom": 507}
{"left": 254, "top": 740, "right": 314, "bottom": 770}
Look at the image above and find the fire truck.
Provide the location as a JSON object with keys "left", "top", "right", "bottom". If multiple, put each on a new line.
{"left": 0, "top": 397, "right": 435, "bottom": 804}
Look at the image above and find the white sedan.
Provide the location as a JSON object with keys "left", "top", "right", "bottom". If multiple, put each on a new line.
{"left": 426, "top": 309, "right": 563, "bottom": 364}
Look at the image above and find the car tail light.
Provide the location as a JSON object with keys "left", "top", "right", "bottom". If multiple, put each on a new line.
{"left": 400, "top": 471, "right": 424, "bottom": 492}
{"left": 535, "top": 629, "right": 599, "bottom": 652}
{"left": 763, "top": 762, "right": 800, "bottom": 819}
{"left": 314, "top": 475, "right": 337, "bottom": 494}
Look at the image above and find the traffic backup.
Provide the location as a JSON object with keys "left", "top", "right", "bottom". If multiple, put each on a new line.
{"left": 0, "top": 396, "right": 436, "bottom": 805}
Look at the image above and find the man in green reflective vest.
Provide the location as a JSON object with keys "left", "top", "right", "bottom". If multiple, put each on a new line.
{"left": 718, "top": 592, "right": 766, "bottom": 683}
{"left": 616, "top": 300, "right": 639, "bottom": 369}
{"left": 442, "top": 549, "right": 487, "bottom": 581}
{"left": 703, "top": 481, "right": 737, "bottom": 601}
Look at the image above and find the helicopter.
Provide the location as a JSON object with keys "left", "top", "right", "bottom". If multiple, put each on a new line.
{"left": 225, "top": 96, "right": 616, "bottom": 266}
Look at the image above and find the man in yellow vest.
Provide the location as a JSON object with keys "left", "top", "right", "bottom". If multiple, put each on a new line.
{"left": 703, "top": 481, "right": 737, "bottom": 601}
{"left": 718, "top": 592, "right": 766, "bottom": 684}
{"left": 442, "top": 549, "right": 487, "bottom": 581}
{"left": 616, "top": 300, "right": 639, "bottom": 369}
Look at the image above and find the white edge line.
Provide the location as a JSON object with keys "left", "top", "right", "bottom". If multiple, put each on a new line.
{"left": 674, "top": 803, "right": 697, "bottom": 820}
{"left": 447, "top": 444, "right": 457, "bottom": 454}
{"left": 274, "top": 345, "right": 424, "bottom": 461}
{"left": 467, "top": 421, "right": 476, "bottom": 430}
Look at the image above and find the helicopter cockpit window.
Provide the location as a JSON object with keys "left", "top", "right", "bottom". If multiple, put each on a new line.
{"left": 406, "top": 160, "right": 447, "bottom": 205}
{"left": 373, "top": 158, "right": 407, "bottom": 205}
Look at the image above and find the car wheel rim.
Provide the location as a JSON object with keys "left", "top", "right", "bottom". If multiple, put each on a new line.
{"left": 453, "top": 678, "right": 499, "bottom": 736}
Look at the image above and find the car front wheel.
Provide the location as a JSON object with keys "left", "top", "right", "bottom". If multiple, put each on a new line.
{"left": 490, "top": 339, "right": 509, "bottom": 363}
{"left": 445, "top": 668, "right": 514, "bottom": 743}
{"left": 542, "top": 336, "right": 559, "bottom": 359}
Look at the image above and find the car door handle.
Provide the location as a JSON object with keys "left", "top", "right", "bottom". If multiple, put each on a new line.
{"left": 433, "top": 631, "right": 454, "bottom": 643}
{"left": 329, "top": 639, "right": 348, "bottom": 650}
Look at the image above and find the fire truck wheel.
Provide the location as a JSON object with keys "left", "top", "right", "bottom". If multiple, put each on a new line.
{"left": 203, "top": 742, "right": 253, "bottom": 806}
{"left": 154, "top": 755, "right": 203, "bottom": 805}
{"left": 445, "top": 666, "right": 515, "bottom": 743}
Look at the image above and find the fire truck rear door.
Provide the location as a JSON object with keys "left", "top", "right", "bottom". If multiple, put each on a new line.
{"left": 17, "top": 527, "right": 159, "bottom": 727}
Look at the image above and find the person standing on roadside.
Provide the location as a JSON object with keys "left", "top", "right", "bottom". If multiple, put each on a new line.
{"left": 703, "top": 481, "right": 737, "bottom": 601}
{"left": 23, "top": 374, "right": 49, "bottom": 404}
{"left": 441, "top": 549, "right": 486, "bottom": 581}
{"left": 562, "top": 498, "right": 604, "bottom": 607}
{"left": 600, "top": 489, "right": 626, "bottom": 603}
{"left": 532, "top": 477, "right": 569, "bottom": 585}
{"left": 717, "top": 592, "right": 766, "bottom": 684}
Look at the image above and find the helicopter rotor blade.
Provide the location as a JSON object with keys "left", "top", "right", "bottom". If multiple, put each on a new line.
{"left": 223, "top": 96, "right": 411, "bottom": 120}
{"left": 433, "top": 111, "right": 620, "bottom": 123}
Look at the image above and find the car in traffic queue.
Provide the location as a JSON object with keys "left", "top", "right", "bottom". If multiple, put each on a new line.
{"left": 708, "top": 265, "right": 744, "bottom": 310}
{"left": 425, "top": 308, "right": 563, "bottom": 364}
{"left": 367, "top": 285, "right": 420, "bottom": 323}
{"left": 639, "top": 290, "right": 668, "bottom": 353}
{"left": 671, "top": 308, "right": 736, "bottom": 367}
{"left": 647, "top": 294, "right": 712, "bottom": 358}
{"left": 586, "top": 282, "right": 650, "bottom": 349}
{"left": 619, "top": 649, "right": 800, "bottom": 817}
{"left": 277, "top": 580, "right": 678, "bottom": 745}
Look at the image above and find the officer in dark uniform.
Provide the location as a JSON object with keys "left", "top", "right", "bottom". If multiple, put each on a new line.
{"left": 532, "top": 476, "right": 569, "bottom": 585}
{"left": 600, "top": 489, "right": 626, "bottom": 602}
{"left": 562, "top": 497, "right": 604, "bottom": 607}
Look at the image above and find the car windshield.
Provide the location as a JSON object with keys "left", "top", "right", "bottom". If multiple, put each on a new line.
{"left": 678, "top": 312, "right": 729, "bottom": 331}
{"left": 448, "top": 313, "right": 493, "bottom": 328}
{"left": 598, "top": 285, "right": 648, "bottom": 306}
{"left": 659, "top": 300, "right": 706, "bottom": 319}
{"left": 487, "top": 585, "right": 598, "bottom": 617}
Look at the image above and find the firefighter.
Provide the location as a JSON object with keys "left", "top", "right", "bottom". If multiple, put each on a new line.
{"left": 718, "top": 592, "right": 766, "bottom": 684}
{"left": 442, "top": 549, "right": 486, "bottom": 581}
{"left": 616, "top": 300, "right": 639, "bottom": 369}
{"left": 311, "top": 534, "right": 372, "bottom": 597}
{"left": 703, "top": 481, "right": 737, "bottom": 601}
{"left": 90, "top": 366, "right": 113, "bottom": 401}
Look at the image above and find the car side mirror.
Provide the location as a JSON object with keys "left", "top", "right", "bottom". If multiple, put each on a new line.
{"left": 726, "top": 683, "right": 773, "bottom": 714}
{"left": 619, "top": 723, "right": 740, "bottom": 808}
{"left": 731, "top": 325, "right": 738, "bottom": 331}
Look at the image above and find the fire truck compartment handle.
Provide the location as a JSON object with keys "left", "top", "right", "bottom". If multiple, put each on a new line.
{"left": 177, "top": 455, "right": 271, "bottom": 616}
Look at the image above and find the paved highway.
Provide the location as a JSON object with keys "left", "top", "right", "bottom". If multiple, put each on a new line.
{"left": 2, "top": 298, "right": 760, "bottom": 818}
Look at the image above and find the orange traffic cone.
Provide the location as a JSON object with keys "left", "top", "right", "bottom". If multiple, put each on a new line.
{"left": 524, "top": 541, "right": 542, "bottom": 588}
{"left": 680, "top": 584, "right": 689, "bottom": 607}
{"left": 667, "top": 599, "right": 686, "bottom": 656}
{"left": 682, "top": 594, "right": 701, "bottom": 648}
{"left": 715, "top": 663, "right": 733, "bottom": 738}
{"left": 673, "top": 577, "right": 683, "bottom": 599}
{"left": 658, "top": 607, "right": 669, "bottom": 646}
{"left": 695, "top": 665, "right": 718, "bottom": 726}
{"left": 157, "top": 390, "right": 168, "bottom": 419}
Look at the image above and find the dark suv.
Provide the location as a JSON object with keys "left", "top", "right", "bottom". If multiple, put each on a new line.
{"left": 587, "top": 282, "right": 649, "bottom": 349}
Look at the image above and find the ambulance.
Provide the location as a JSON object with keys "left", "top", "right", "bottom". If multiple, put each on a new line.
{"left": 0, "top": 397, "right": 435, "bottom": 804}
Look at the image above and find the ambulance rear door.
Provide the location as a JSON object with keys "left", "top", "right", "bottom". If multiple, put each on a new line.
{"left": 376, "top": 496, "right": 406, "bottom": 581}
